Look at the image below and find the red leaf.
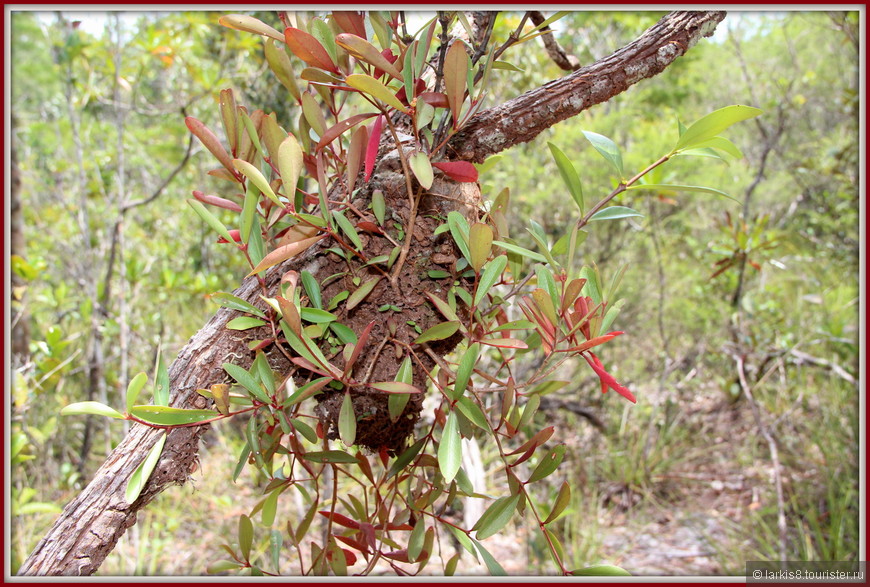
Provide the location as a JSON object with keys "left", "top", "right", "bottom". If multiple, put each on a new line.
{"left": 332, "top": 11, "right": 366, "bottom": 39}
{"left": 418, "top": 91, "right": 449, "bottom": 108}
{"left": 356, "top": 221, "right": 383, "bottom": 235}
{"left": 432, "top": 161, "right": 478, "bottom": 183}
{"left": 372, "top": 48, "right": 398, "bottom": 79}
{"left": 216, "top": 229, "right": 242, "bottom": 243}
{"left": 318, "top": 510, "right": 361, "bottom": 530}
{"left": 284, "top": 27, "right": 338, "bottom": 73}
{"left": 364, "top": 115, "right": 383, "bottom": 181}
{"left": 583, "top": 352, "right": 637, "bottom": 404}
{"left": 193, "top": 190, "right": 243, "bottom": 212}
{"left": 563, "top": 331, "right": 624, "bottom": 353}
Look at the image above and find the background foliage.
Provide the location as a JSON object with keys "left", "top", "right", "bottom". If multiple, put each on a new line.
{"left": 9, "top": 10, "right": 860, "bottom": 575}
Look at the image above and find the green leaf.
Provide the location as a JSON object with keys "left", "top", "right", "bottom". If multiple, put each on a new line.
{"left": 303, "top": 450, "right": 359, "bottom": 464}
{"left": 571, "top": 565, "right": 632, "bottom": 576}
{"left": 473, "top": 255, "right": 507, "bottom": 307}
{"left": 209, "top": 292, "right": 267, "bottom": 318}
{"left": 335, "top": 33, "right": 404, "bottom": 80}
{"left": 345, "top": 74, "right": 407, "bottom": 112}
{"left": 371, "top": 190, "right": 386, "bottom": 225}
{"left": 218, "top": 14, "right": 284, "bottom": 42}
{"left": 290, "top": 417, "right": 318, "bottom": 443}
{"left": 239, "top": 183, "right": 259, "bottom": 244}
{"left": 408, "top": 520, "right": 426, "bottom": 562}
{"left": 413, "top": 321, "right": 460, "bottom": 344}
{"left": 626, "top": 183, "right": 739, "bottom": 203}
{"left": 388, "top": 437, "right": 426, "bottom": 478}
{"left": 332, "top": 210, "right": 363, "bottom": 250}
{"left": 223, "top": 363, "right": 271, "bottom": 404}
{"left": 450, "top": 342, "right": 479, "bottom": 401}
{"left": 346, "top": 276, "right": 381, "bottom": 311}
{"left": 438, "top": 411, "right": 462, "bottom": 483}
{"left": 528, "top": 444, "right": 566, "bottom": 483}
{"left": 261, "top": 487, "right": 283, "bottom": 527}
{"left": 265, "top": 40, "right": 301, "bottom": 101}
{"left": 588, "top": 206, "right": 644, "bottom": 222}
{"left": 547, "top": 142, "right": 584, "bottom": 212}
{"left": 472, "top": 538, "right": 507, "bottom": 575}
{"left": 270, "top": 529, "right": 284, "bottom": 571}
{"left": 125, "top": 372, "right": 148, "bottom": 414}
{"left": 125, "top": 432, "right": 167, "bottom": 504}
{"left": 473, "top": 494, "right": 521, "bottom": 540}
{"left": 447, "top": 211, "right": 472, "bottom": 261}
{"left": 299, "top": 307, "right": 338, "bottom": 323}
{"left": 409, "top": 151, "right": 434, "bottom": 190}
{"left": 130, "top": 405, "right": 218, "bottom": 426}
{"left": 338, "top": 391, "right": 357, "bottom": 447}
{"left": 188, "top": 200, "right": 236, "bottom": 245}
{"left": 233, "top": 159, "right": 281, "bottom": 207}
{"left": 301, "top": 270, "right": 322, "bottom": 309}
{"left": 582, "top": 130, "right": 624, "bottom": 178}
{"left": 388, "top": 356, "right": 414, "bottom": 421}
{"left": 60, "top": 401, "right": 124, "bottom": 420}
{"left": 238, "top": 514, "right": 253, "bottom": 561}
{"left": 492, "top": 240, "right": 547, "bottom": 263}
{"left": 674, "top": 105, "right": 762, "bottom": 151}
{"left": 455, "top": 396, "right": 490, "bottom": 431}
{"left": 544, "top": 481, "right": 571, "bottom": 524}
{"left": 468, "top": 223, "right": 493, "bottom": 273}
{"left": 277, "top": 134, "right": 304, "bottom": 197}
{"left": 677, "top": 135, "right": 744, "bottom": 159}
{"left": 227, "top": 316, "right": 267, "bottom": 330}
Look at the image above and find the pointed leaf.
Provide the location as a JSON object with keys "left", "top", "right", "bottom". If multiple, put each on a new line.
{"left": 130, "top": 405, "right": 218, "bottom": 426}
{"left": 339, "top": 391, "right": 357, "bottom": 447}
{"left": 233, "top": 159, "right": 281, "bottom": 207}
{"left": 185, "top": 117, "right": 237, "bottom": 178}
{"left": 346, "top": 276, "right": 381, "bottom": 311}
{"left": 444, "top": 41, "right": 468, "bottom": 126}
{"left": 492, "top": 240, "right": 548, "bottom": 263}
{"left": 674, "top": 105, "right": 762, "bottom": 151}
{"left": 125, "top": 432, "right": 166, "bottom": 504}
{"left": 223, "top": 362, "right": 270, "bottom": 403}
{"left": 473, "top": 494, "right": 521, "bottom": 540}
{"left": 125, "top": 372, "right": 148, "bottom": 414}
{"left": 528, "top": 444, "right": 566, "bottom": 483}
{"left": 187, "top": 200, "right": 237, "bottom": 245}
{"left": 626, "top": 183, "right": 739, "bottom": 203}
{"left": 153, "top": 346, "right": 170, "bottom": 407}
{"left": 472, "top": 539, "right": 506, "bottom": 575}
{"left": 364, "top": 115, "right": 383, "bottom": 181}
{"left": 284, "top": 27, "right": 338, "bottom": 73}
{"left": 238, "top": 514, "right": 254, "bottom": 560}
{"left": 60, "top": 401, "right": 124, "bottom": 419}
{"left": 208, "top": 292, "right": 267, "bottom": 318}
{"left": 346, "top": 125, "right": 368, "bottom": 196}
{"left": 547, "top": 142, "right": 584, "bottom": 212}
{"left": 345, "top": 74, "right": 407, "bottom": 112}
{"left": 438, "top": 411, "right": 462, "bottom": 482}
{"left": 571, "top": 565, "right": 632, "bottom": 576}
{"left": 226, "top": 316, "right": 267, "bottom": 331}
{"left": 588, "top": 206, "right": 644, "bottom": 222}
{"left": 468, "top": 223, "right": 493, "bottom": 273}
{"left": 544, "top": 481, "right": 571, "bottom": 524}
{"left": 473, "top": 255, "right": 507, "bottom": 307}
{"left": 303, "top": 450, "right": 359, "bottom": 464}
{"left": 413, "top": 321, "right": 460, "bottom": 344}
{"left": 582, "top": 131, "right": 624, "bottom": 178}
{"left": 368, "top": 381, "right": 422, "bottom": 395}
{"left": 265, "top": 39, "right": 301, "bottom": 101}
{"left": 276, "top": 134, "right": 304, "bottom": 198}
{"left": 316, "top": 112, "right": 378, "bottom": 152}
{"left": 219, "top": 14, "right": 284, "bottom": 41}
{"left": 336, "top": 33, "right": 404, "bottom": 80}
{"left": 450, "top": 342, "right": 479, "bottom": 401}
{"left": 247, "top": 235, "right": 324, "bottom": 276}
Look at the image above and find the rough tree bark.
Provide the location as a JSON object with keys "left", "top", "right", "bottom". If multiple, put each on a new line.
{"left": 19, "top": 10, "right": 725, "bottom": 576}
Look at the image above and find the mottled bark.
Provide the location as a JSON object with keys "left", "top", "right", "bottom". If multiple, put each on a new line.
{"left": 19, "top": 10, "right": 725, "bottom": 576}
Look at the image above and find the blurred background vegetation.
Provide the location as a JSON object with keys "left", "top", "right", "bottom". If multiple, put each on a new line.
{"left": 9, "top": 10, "right": 860, "bottom": 575}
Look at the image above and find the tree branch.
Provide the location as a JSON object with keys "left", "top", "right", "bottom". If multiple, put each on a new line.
{"left": 529, "top": 11, "right": 581, "bottom": 71}
{"left": 450, "top": 11, "right": 726, "bottom": 162}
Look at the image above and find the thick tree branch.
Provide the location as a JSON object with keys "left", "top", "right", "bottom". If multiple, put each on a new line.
{"left": 451, "top": 11, "right": 726, "bottom": 162}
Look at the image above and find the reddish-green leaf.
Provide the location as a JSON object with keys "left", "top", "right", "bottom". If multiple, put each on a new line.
{"left": 238, "top": 514, "right": 254, "bottom": 561}
{"left": 346, "top": 276, "right": 381, "bottom": 311}
{"left": 265, "top": 40, "right": 301, "bottom": 101}
{"left": 432, "top": 160, "right": 478, "bottom": 183}
{"left": 335, "top": 33, "right": 404, "bottom": 80}
{"left": 528, "top": 444, "right": 566, "bottom": 483}
{"left": 219, "top": 14, "right": 284, "bottom": 41}
{"left": 192, "top": 190, "right": 242, "bottom": 213}
{"left": 478, "top": 337, "right": 528, "bottom": 349}
{"left": 544, "top": 481, "right": 572, "bottom": 524}
{"left": 185, "top": 117, "right": 238, "bottom": 178}
{"left": 426, "top": 292, "right": 461, "bottom": 323}
{"left": 413, "top": 321, "right": 460, "bottom": 344}
{"left": 332, "top": 11, "right": 366, "bottom": 38}
{"left": 364, "top": 115, "right": 383, "bottom": 181}
{"left": 187, "top": 200, "right": 237, "bottom": 245}
{"left": 316, "top": 112, "right": 378, "bottom": 152}
{"left": 368, "top": 381, "right": 422, "bottom": 395}
{"left": 218, "top": 89, "right": 238, "bottom": 155}
{"left": 247, "top": 235, "right": 324, "bottom": 276}
{"left": 443, "top": 41, "right": 468, "bottom": 126}
{"left": 284, "top": 27, "right": 338, "bottom": 73}
{"left": 346, "top": 125, "right": 368, "bottom": 196}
